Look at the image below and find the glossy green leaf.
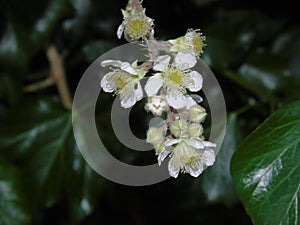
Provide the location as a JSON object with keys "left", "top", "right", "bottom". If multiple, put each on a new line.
{"left": 201, "top": 114, "right": 239, "bottom": 206}
{"left": 231, "top": 100, "right": 300, "bottom": 225}
{"left": 202, "top": 37, "right": 245, "bottom": 69}
{"left": 0, "top": 159, "right": 31, "bottom": 225}
{"left": 0, "top": 0, "right": 72, "bottom": 70}
{"left": 238, "top": 50, "right": 290, "bottom": 93}
{"left": 272, "top": 28, "right": 300, "bottom": 77}
{"left": 65, "top": 136, "right": 110, "bottom": 221}
{"left": 0, "top": 99, "right": 71, "bottom": 206}
{"left": 0, "top": 98, "right": 109, "bottom": 220}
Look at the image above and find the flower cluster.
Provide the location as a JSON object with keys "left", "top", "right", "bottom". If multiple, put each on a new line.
{"left": 100, "top": 0, "right": 216, "bottom": 178}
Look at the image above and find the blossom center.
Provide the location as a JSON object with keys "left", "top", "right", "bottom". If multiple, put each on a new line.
{"left": 192, "top": 37, "right": 203, "bottom": 53}
{"left": 165, "top": 68, "right": 184, "bottom": 85}
{"left": 115, "top": 76, "right": 127, "bottom": 89}
{"left": 125, "top": 16, "right": 150, "bottom": 40}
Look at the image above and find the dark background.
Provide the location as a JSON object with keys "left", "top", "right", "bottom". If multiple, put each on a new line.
{"left": 1, "top": 0, "right": 300, "bottom": 224}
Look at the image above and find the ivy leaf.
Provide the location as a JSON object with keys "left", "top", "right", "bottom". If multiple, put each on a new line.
{"left": 201, "top": 114, "right": 239, "bottom": 206}
{"left": 238, "top": 50, "right": 290, "bottom": 93}
{"left": 0, "top": 159, "right": 31, "bottom": 225}
{"left": 65, "top": 136, "right": 110, "bottom": 221}
{"left": 231, "top": 100, "right": 300, "bottom": 225}
{"left": 202, "top": 37, "right": 245, "bottom": 70}
{"left": 0, "top": 0, "right": 72, "bottom": 71}
{"left": 0, "top": 98, "right": 71, "bottom": 206}
{"left": 0, "top": 98, "right": 109, "bottom": 221}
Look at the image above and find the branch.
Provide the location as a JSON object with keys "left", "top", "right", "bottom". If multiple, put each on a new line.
{"left": 24, "top": 77, "right": 55, "bottom": 93}
{"left": 46, "top": 45, "right": 73, "bottom": 110}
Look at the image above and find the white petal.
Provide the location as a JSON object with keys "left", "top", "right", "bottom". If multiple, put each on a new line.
{"left": 188, "top": 161, "right": 204, "bottom": 177}
{"left": 166, "top": 90, "right": 186, "bottom": 109}
{"left": 144, "top": 76, "right": 163, "bottom": 96}
{"left": 175, "top": 52, "right": 197, "bottom": 70}
{"left": 153, "top": 55, "right": 171, "bottom": 71}
{"left": 203, "top": 141, "right": 217, "bottom": 148}
{"left": 121, "top": 97, "right": 135, "bottom": 108}
{"left": 158, "top": 148, "right": 171, "bottom": 166}
{"left": 134, "top": 82, "right": 143, "bottom": 101}
{"left": 168, "top": 158, "right": 180, "bottom": 178}
{"left": 185, "top": 96, "right": 197, "bottom": 109}
{"left": 101, "top": 60, "right": 138, "bottom": 75}
{"left": 187, "top": 71, "right": 203, "bottom": 92}
{"left": 101, "top": 73, "right": 115, "bottom": 93}
{"left": 101, "top": 60, "right": 123, "bottom": 68}
{"left": 185, "top": 139, "right": 205, "bottom": 149}
{"left": 120, "top": 85, "right": 136, "bottom": 108}
{"left": 117, "top": 22, "right": 125, "bottom": 39}
{"left": 147, "top": 17, "right": 154, "bottom": 26}
{"left": 120, "top": 62, "right": 138, "bottom": 75}
{"left": 203, "top": 149, "right": 215, "bottom": 166}
{"left": 150, "top": 28, "right": 155, "bottom": 37}
{"left": 189, "top": 94, "right": 203, "bottom": 103}
{"left": 165, "top": 139, "right": 182, "bottom": 147}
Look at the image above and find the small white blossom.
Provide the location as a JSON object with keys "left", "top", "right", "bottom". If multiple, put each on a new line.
{"left": 145, "top": 95, "right": 169, "bottom": 116}
{"left": 145, "top": 52, "right": 203, "bottom": 109}
{"left": 117, "top": 8, "right": 154, "bottom": 41}
{"left": 168, "top": 141, "right": 215, "bottom": 178}
{"left": 101, "top": 60, "right": 146, "bottom": 108}
{"left": 169, "top": 29, "right": 206, "bottom": 57}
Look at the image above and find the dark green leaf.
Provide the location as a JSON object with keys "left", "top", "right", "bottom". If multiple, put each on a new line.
{"left": 202, "top": 37, "right": 245, "bottom": 69}
{"left": 0, "top": 74, "right": 23, "bottom": 103}
{"left": 0, "top": 98, "right": 109, "bottom": 220}
{"left": 82, "top": 40, "right": 116, "bottom": 63}
{"left": 0, "top": 0, "right": 72, "bottom": 71}
{"left": 0, "top": 98, "right": 71, "bottom": 206}
{"left": 201, "top": 114, "right": 239, "bottom": 206}
{"left": 231, "top": 100, "right": 300, "bottom": 225}
{"left": 65, "top": 139, "right": 110, "bottom": 221}
{"left": 238, "top": 50, "right": 290, "bottom": 93}
{"left": 272, "top": 29, "right": 300, "bottom": 77}
{"left": 0, "top": 159, "right": 31, "bottom": 225}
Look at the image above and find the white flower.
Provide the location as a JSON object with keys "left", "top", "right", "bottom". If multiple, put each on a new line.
{"left": 155, "top": 117, "right": 216, "bottom": 176}
{"left": 101, "top": 60, "right": 146, "bottom": 108}
{"left": 145, "top": 52, "right": 203, "bottom": 109}
{"left": 166, "top": 140, "right": 216, "bottom": 178}
{"left": 169, "top": 29, "right": 206, "bottom": 56}
{"left": 145, "top": 95, "right": 169, "bottom": 116}
{"left": 117, "top": 9, "right": 154, "bottom": 41}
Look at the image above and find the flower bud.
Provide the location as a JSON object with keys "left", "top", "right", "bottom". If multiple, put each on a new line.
{"left": 145, "top": 95, "right": 169, "bottom": 116}
{"left": 170, "top": 120, "right": 188, "bottom": 138}
{"left": 189, "top": 105, "right": 206, "bottom": 123}
{"left": 146, "top": 127, "right": 164, "bottom": 147}
{"left": 155, "top": 142, "right": 165, "bottom": 154}
{"left": 188, "top": 123, "right": 203, "bottom": 138}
